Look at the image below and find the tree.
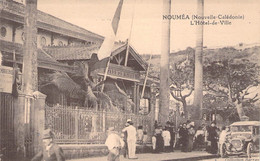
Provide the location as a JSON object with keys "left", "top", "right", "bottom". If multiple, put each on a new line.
{"left": 204, "top": 47, "right": 260, "bottom": 120}
{"left": 169, "top": 51, "right": 194, "bottom": 117}
{"left": 193, "top": 0, "right": 204, "bottom": 120}
{"left": 39, "top": 62, "right": 112, "bottom": 110}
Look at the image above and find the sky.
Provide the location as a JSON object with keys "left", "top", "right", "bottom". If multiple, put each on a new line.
{"left": 35, "top": 0, "right": 260, "bottom": 55}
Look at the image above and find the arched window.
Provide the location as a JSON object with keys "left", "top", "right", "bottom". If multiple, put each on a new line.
{"left": 21, "top": 32, "right": 25, "bottom": 41}
{"left": 58, "top": 41, "right": 63, "bottom": 46}
{"left": 1, "top": 27, "right": 7, "bottom": 37}
{"left": 40, "top": 36, "right": 46, "bottom": 46}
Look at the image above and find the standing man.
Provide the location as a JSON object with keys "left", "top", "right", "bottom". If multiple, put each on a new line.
{"left": 207, "top": 121, "right": 218, "bottom": 154}
{"left": 218, "top": 126, "right": 230, "bottom": 154}
{"left": 122, "top": 119, "right": 138, "bottom": 159}
{"left": 122, "top": 123, "right": 129, "bottom": 158}
{"left": 31, "top": 129, "right": 65, "bottom": 161}
{"left": 105, "top": 127, "right": 125, "bottom": 161}
{"left": 162, "top": 127, "right": 171, "bottom": 152}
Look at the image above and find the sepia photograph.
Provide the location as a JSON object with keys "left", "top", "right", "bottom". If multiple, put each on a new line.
{"left": 0, "top": 0, "right": 259, "bottom": 160}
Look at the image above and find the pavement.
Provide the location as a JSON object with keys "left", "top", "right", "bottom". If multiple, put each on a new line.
{"left": 68, "top": 150, "right": 218, "bottom": 161}
{"left": 201, "top": 153, "right": 260, "bottom": 161}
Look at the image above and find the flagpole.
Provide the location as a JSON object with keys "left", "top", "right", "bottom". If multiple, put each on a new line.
{"left": 100, "top": 0, "right": 124, "bottom": 92}
{"left": 101, "top": 57, "right": 111, "bottom": 92}
{"left": 141, "top": 55, "right": 152, "bottom": 98}
{"left": 124, "top": 0, "right": 136, "bottom": 66}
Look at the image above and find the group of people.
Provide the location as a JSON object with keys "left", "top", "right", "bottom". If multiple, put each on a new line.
{"left": 105, "top": 119, "right": 139, "bottom": 161}
{"left": 152, "top": 121, "right": 175, "bottom": 153}
{"left": 177, "top": 120, "right": 196, "bottom": 152}
{"left": 177, "top": 120, "right": 231, "bottom": 155}
{"left": 30, "top": 120, "right": 232, "bottom": 161}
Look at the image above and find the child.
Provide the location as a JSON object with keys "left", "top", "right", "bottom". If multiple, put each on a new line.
{"left": 143, "top": 131, "right": 148, "bottom": 145}
{"left": 152, "top": 134, "right": 157, "bottom": 153}
{"left": 137, "top": 126, "right": 144, "bottom": 144}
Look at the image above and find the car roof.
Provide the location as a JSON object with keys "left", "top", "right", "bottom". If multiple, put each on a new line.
{"left": 230, "top": 121, "right": 260, "bottom": 126}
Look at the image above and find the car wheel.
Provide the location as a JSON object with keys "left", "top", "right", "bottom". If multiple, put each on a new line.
{"left": 220, "top": 143, "right": 227, "bottom": 158}
{"left": 247, "top": 142, "right": 253, "bottom": 158}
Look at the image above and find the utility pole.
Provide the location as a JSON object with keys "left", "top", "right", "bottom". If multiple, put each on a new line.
{"left": 193, "top": 0, "right": 204, "bottom": 120}
{"left": 159, "top": 0, "right": 171, "bottom": 125}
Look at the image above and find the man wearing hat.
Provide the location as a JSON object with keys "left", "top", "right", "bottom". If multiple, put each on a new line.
{"left": 105, "top": 127, "right": 125, "bottom": 161}
{"left": 31, "top": 129, "right": 65, "bottom": 161}
{"left": 122, "top": 119, "right": 138, "bottom": 159}
{"left": 207, "top": 121, "right": 218, "bottom": 154}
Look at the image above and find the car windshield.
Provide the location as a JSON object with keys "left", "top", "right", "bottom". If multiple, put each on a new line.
{"left": 231, "top": 125, "right": 252, "bottom": 132}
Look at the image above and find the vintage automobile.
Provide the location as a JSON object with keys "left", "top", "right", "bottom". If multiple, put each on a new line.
{"left": 220, "top": 121, "right": 260, "bottom": 158}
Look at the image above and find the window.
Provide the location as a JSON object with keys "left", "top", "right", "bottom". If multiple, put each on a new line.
{"left": 1, "top": 27, "right": 7, "bottom": 37}
{"left": 58, "top": 41, "right": 63, "bottom": 46}
{"left": 40, "top": 36, "right": 46, "bottom": 46}
{"left": 21, "top": 32, "right": 25, "bottom": 41}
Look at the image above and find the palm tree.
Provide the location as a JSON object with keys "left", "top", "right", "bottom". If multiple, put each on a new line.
{"left": 39, "top": 62, "right": 113, "bottom": 110}
{"left": 193, "top": 0, "right": 204, "bottom": 120}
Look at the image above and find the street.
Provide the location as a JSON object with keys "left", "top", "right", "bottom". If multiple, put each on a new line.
{"left": 201, "top": 153, "right": 260, "bottom": 161}
{"left": 68, "top": 150, "right": 215, "bottom": 161}
{"left": 68, "top": 151, "right": 260, "bottom": 161}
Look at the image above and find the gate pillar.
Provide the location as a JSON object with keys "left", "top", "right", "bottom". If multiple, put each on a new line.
{"left": 32, "top": 91, "right": 46, "bottom": 154}
{"left": 13, "top": 93, "right": 26, "bottom": 159}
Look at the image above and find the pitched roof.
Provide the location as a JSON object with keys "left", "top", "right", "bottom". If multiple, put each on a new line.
{"left": 43, "top": 45, "right": 100, "bottom": 60}
{"left": 0, "top": 40, "right": 75, "bottom": 73}
{"left": 0, "top": 0, "right": 104, "bottom": 42}
{"left": 110, "top": 43, "right": 148, "bottom": 71}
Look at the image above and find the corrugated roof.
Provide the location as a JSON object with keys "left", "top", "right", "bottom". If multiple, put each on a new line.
{"left": 43, "top": 45, "right": 100, "bottom": 60}
{"left": 1, "top": 0, "right": 104, "bottom": 42}
{"left": 0, "top": 40, "right": 75, "bottom": 73}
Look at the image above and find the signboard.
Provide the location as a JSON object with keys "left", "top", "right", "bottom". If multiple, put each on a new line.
{"left": 0, "top": 66, "right": 13, "bottom": 93}
{"left": 94, "top": 64, "right": 140, "bottom": 82}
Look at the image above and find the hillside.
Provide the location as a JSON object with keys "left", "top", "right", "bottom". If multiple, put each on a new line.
{"left": 142, "top": 45, "right": 260, "bottom": 79}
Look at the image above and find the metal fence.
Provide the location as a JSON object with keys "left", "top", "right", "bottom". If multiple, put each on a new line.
{"left": 45, "top": 105, "right": 153, "bottom": 144}
{"left": 0, "top": 93, "right": 15, "bottom": 156}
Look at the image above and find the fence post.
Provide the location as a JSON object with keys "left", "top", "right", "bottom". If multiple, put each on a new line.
{"left": 75, "top": 106, "right": 79, "bottom": 143}
{"left": 92, "top": 113, "right": 97, "bottom": 132}
{"left": 102, "top": 110, "right": 106, "bottom": 132}
{"left": 32, "top": 91, "right": 46, "bottom": 155}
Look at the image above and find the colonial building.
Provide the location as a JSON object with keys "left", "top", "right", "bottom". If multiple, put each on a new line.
{"left": 1, "top": 1, "right": 155, "bottom": 158}
{"left": 0, "top": 0, "right": 104, "bottom": 71}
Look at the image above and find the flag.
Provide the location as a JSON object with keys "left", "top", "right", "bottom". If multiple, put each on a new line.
{"left": 98, "top": 0, "right": 124, "bottom": 60}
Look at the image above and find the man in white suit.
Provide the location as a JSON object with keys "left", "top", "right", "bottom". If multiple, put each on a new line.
{"left": 122, "top": 119, "right": 138, "bottom": 159}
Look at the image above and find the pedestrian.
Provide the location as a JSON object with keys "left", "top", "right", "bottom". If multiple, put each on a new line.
{"left": 175, "top": 124, "right": 182, "bottom": 149}
{"left": 207, "top": 121, "right": 218, "bottom": 154}
{"left": 169, "top": 122, "right": 175, "bottom": 152}
{"left": 218, "top": 126, "right": 230, "bottom": 154}
{"left": 186, "top": 121, "right": 195, "bottom": 152}
{"left": 155, "top": 125, "right": 164, "bottom": 153}
{"left": 143, "top": 131, "right": 148, "bottom": 145}
{"left": 122, "top": 119, "right": 138, "bottom": 159}
{"left": 31, "top": 129, "right": 65, "bottom": 161}
{"left": 179, "top": 123, "right": 188, "bottom": 152}
{"left": 122, "top": 123, "right": 129, "bottom": 158}
{"left": 162, "top": 127, "right": 171, "bottom": 152}
{"left": 152, "top": 134, "right": 157, "bottom": 153}
{"left": 137, "top": 125, "right": 144, "bottom": 144}
{"left": 105, "top": 127, "right": 125, "bottom": 161}
{"left": 193, "top": 126, "right": 205, "bottom": 150}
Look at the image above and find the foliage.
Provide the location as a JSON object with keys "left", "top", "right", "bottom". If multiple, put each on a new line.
{"left": 39, "top": 62, "right": 112, "bottom": 110}
{"left": 203, "top": 47, "right": 260, "bottom": 120}
{"left": 144, "top": 46, "right": 260, "bottom": 121}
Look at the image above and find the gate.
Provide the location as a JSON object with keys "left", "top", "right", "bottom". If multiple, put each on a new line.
{"left": 0, "top": 93, "right": 15, "bottom": 156}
